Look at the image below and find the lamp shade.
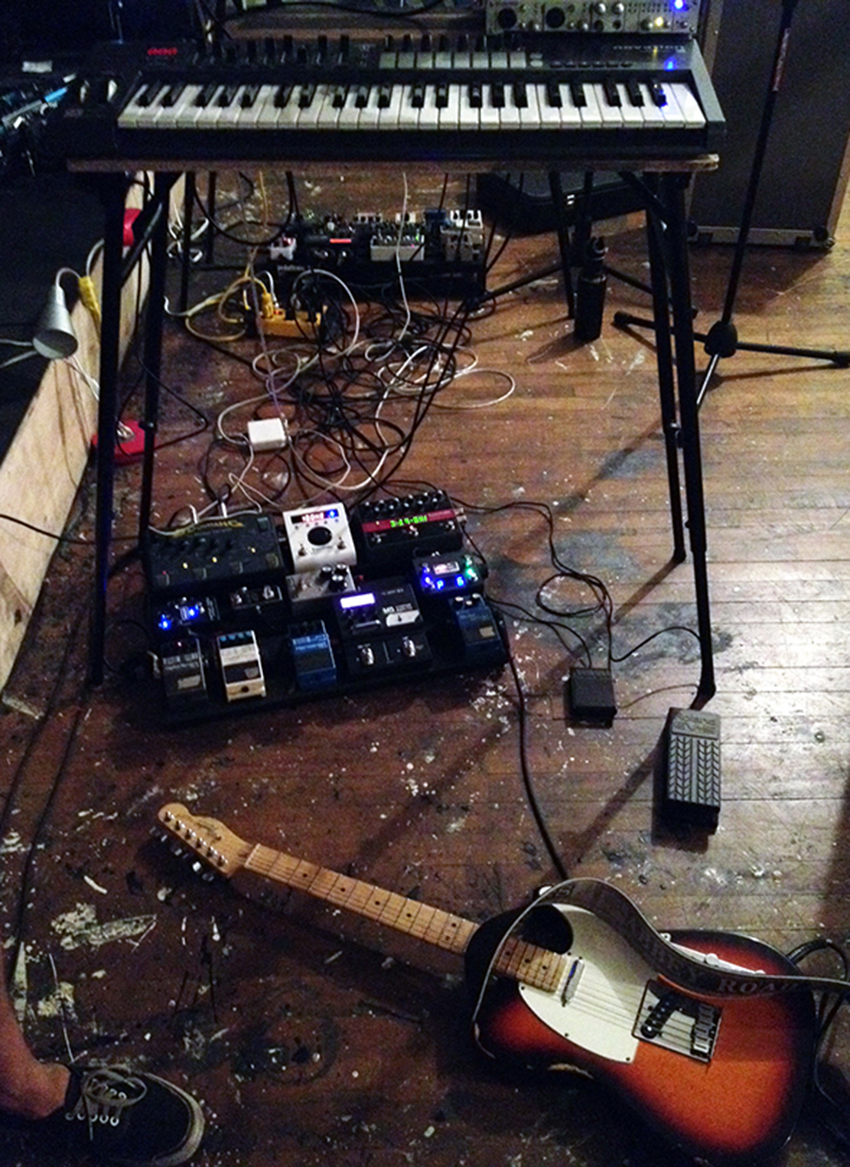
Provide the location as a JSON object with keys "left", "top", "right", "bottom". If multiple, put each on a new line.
{"left": 33, "top": 284, "right": 78, "bottom": 359}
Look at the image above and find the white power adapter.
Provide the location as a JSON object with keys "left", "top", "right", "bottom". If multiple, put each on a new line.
{"left": 247, "top": 417, "right": 287, "bottom": 452}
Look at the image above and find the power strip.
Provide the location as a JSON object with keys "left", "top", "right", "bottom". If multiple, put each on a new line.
{"left": 282, "top": 503, "right": 357, "bottom": 572}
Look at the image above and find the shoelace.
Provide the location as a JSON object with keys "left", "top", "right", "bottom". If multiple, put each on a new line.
{"left": 65, "top": 1070, "right": 148, "bottom": 1138}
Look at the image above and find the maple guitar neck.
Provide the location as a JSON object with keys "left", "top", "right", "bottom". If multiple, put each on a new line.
{"left": 243, "top": 842, "right": 565, "bottom": 994}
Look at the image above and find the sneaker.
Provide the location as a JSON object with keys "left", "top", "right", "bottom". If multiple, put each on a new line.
{"left": 50, "top": 1066, "right": 205, "bottom": 1166}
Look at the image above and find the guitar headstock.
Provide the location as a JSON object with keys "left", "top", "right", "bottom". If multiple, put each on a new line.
{"left": 157, "top": 803, "right": 253, "bottom": 879}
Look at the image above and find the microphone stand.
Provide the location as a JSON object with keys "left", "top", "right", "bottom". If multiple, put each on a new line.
{"left": 615, "top": 0, "right": 850, "bottom": 402}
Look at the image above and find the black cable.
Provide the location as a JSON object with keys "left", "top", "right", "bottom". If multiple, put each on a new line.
{"left": 503, "top": 633, "right": 568, "bottom": 881}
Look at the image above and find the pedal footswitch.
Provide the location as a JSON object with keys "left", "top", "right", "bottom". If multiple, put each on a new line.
{"left": 216, "top": 629, "right": 266, "bottom": 702}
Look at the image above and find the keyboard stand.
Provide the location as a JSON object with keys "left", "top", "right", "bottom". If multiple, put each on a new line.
{"left": 78, "top": 155, "right": 718, "bottom": 706}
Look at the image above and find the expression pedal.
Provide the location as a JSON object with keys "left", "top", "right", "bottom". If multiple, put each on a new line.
{"left": 283, "top": 504, "right": 357, "bottom": 571}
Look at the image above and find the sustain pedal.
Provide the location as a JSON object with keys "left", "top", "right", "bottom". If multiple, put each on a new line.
{"left": 662, "top": 708, "right": 721, "bottom": 829}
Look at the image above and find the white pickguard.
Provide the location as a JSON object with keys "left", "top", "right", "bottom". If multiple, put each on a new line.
{"left": 518, "top": 906, "right": 652, "bottom": 1063}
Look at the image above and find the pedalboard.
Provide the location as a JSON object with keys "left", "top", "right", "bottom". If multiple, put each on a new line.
{"left": 261, "top": 206, "right": 486, "bottom": 303}
{"left": 146, "top": 490, "right": 506, "bottom": 722}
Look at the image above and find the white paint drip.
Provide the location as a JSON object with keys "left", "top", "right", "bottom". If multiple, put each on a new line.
{"left": 51, "top": 903, "right": 157, "bottom": 950}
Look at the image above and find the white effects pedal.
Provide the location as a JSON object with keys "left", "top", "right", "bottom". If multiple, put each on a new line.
{"left": 282, "top": 503, "right": 357, "bottom": 572}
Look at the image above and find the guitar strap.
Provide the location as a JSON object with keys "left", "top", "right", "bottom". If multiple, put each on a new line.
{"left": 539, "top": 877, "right": 850, "bottom": 997}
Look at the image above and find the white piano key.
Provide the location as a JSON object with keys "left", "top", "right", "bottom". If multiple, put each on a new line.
{"left": 192, "top": 85, "right": 226, "bottom": 128}
{"left": 375, "top": 84, "right": 406, "bottom": 128}
{"left": 251, "top": 84, "right": 282, "bottom": 128}
{"left": 438, "top": 83, "right": 461, "bottom": 130}
{"left": 637, "top": 84, "right": 666, "bottom": 125}
{"left": 535, "top": 83, "right": 561, "bottom": 127}
{"left": 593, "top": 83, "right": 624, "bottom": 128}
{"left": 394, "top": 85, "right": 418, "bottom": 130}
{"left": 118, "top": 87, "right": 151, "bottom": 129}
{"left": 517, "top": 82, "right": 541, "bottom": 129}
{"left": 209, "top": 85, "right": 246, "bottom": 129}
{"left": 417, "top": 85, "right": 440, "bottom": 129}
{"left": 357, "top": 86, "right": 383, "bottom": 129}
{"left": 459, "top": 85, "right": 481, "bottom": 130}
{"left": 336, "top": 87, "right": 362, "bottom": 130}
{"left": 669, "top": 81, "right": 706, "bottom": 128}
{"left": 577, "top": 83, "right": 603, "bottom": 129}
{"left": 557, "top": 84, "right": 583, "bottom": 127}
{"left": 273, "top": 87, "right": 301, "bottom": 129}
{"left": 297, "top": 84, "right": 332, "bottom": 129}
{"left": 654, "top": 83, "right": 686, "bottom": 128}
{"left": 497, "top": 85, "right": 521, "bottom": 129}
{"left": 615, "top": 82, "right": 645, "bottom": 127}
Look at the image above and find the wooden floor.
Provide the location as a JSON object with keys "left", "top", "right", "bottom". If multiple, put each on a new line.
{"left": 1, "top": 169, "right": 849, "bottom": 1167}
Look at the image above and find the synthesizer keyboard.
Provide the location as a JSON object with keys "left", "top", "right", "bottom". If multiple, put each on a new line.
{"left": 52, "top": 33, "right": 724, "bottom": 166}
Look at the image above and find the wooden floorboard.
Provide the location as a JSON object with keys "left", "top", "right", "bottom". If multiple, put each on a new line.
{"left": 0, "top": 170, "right": 849, "bottom": 1167}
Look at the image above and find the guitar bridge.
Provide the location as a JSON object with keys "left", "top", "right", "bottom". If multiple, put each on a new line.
{"left": 635, "top": 980, "right": 721, "bottom": 1063}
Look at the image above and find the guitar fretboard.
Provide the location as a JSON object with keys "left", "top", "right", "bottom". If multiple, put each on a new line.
{"left": 246, "top": 843, "right": 566, "bottom": 993}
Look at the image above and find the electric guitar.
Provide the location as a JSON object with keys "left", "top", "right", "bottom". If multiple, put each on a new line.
{"left": 157, "top": 803, "right": 818, "bottom": 1166}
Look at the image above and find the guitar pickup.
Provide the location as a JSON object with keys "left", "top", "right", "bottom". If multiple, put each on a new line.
{"left": 635, "top": 980, "right": 721, "bottom": 1063}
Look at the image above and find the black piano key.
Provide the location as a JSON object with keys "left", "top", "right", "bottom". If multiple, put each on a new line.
{"left": 298, "top": 84, "right": 316, "bottom": 109}
{"left": 512, "top": 81, "right": 528, "bottom": 108}
{"left": 377, "top": 85, "right": 392, "bottom": 109}
{"left": 435, "top": 82, "right": 449, "bottom": 109}
{"left": 545, "top": 80, "right": 562, "bottom": 107}
{"left": 626, "top": 78, "right": 644, "bottom": 107}
{"left": 217, "top": 84, "right": 240, "bottom": 107}
{"left": 569, "top": 80, "right": 587, "bottom": 108}
{"left": 491, "top": 82, "right": 505, "bottom": 109}
{"left": 240, "top": 84, "right": 261, "bottom": 109}
{"left": 137, "top": 82, "right": 165, "bottom": 108}
{"left": 411, "top": 83, "right": 425, "bottom": 109}
{"left": 468, "top": 82, "right": 482, "bottom": 109}
{"left": 649, "top": 80, "right": 667, "bottom": 107}
{"left": 160, "top": 84, "right": 186, "bottom": 108}
{"left": 603, "top": 78, "right": 621, "bottom": 107}
{"left": 273, "top": 84, "right": 293, "bottom": 108}
{"left": 195, "top": 83, "right": 219, "bottom": 108}
{"left": 332, "top": 86, "right": 348, "bottom": 109}
{"left": 354, "top": 85, "right": 370, "bottom": 109}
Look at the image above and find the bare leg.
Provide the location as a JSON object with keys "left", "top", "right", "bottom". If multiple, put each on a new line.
{"left": 0, "top": 947, "right": 69, "bottom": 1119}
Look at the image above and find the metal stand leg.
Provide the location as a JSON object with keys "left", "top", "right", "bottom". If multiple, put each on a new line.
{"left": 88, "top": 174, "right": 130, "bottom": 687}
{"left": 644, "top": 177, "right": 686, "bottom": 564}
{"left": 659, "top": 173, "right": 716, "bottom": 703}
{"left": 138, "top": 174, "right": 179, "bottom": 544}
